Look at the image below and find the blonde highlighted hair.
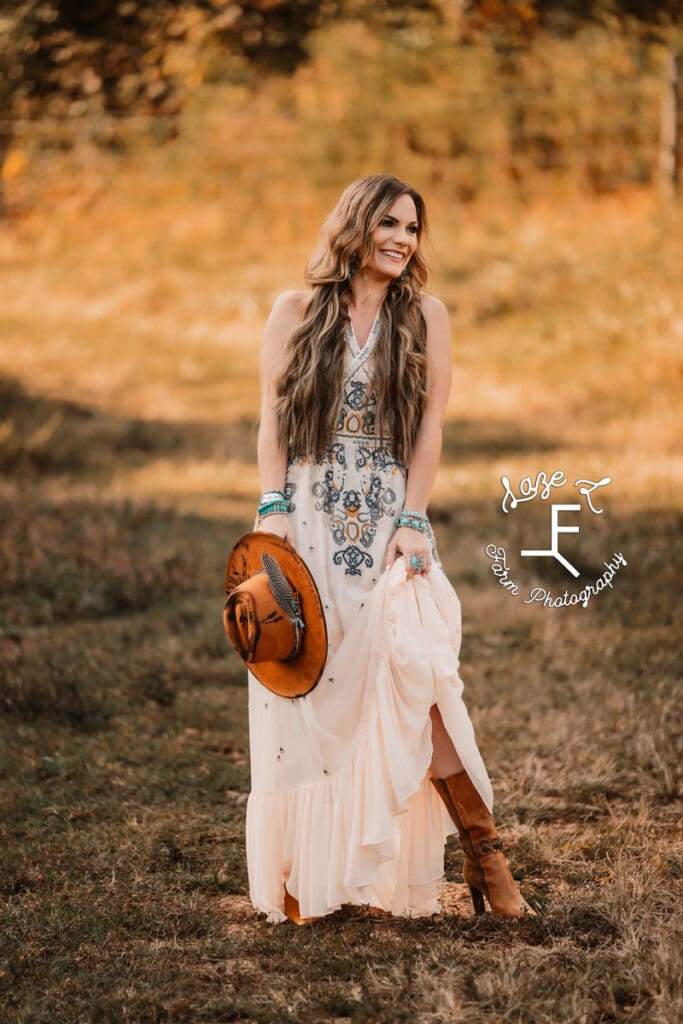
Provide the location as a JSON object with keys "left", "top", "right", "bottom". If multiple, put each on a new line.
{"left": 275, "top": 174, "right": 430, "bottom": 467}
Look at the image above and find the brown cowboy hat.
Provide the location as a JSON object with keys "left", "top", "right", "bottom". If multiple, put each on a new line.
{"left": 223, "top": 531, "right": 328, "bottom": 698}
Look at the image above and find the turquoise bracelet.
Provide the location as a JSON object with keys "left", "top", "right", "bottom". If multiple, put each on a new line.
{"left": 394, "top": 507, "right": 430, "bottom": 533}
{"left": 259, "top": 497, "right": 289, "bottom": 509}
{"left": 260, "top": 489, "right": 288, "bottom": 502}
{"left": 258, "top": 501, "right": 290, "bottom": 515}
{"left": 394, "top": 514, "right": 430, "bottom": 534}
{"left": 258, "top": 491, "right": 290, "bottom": 513}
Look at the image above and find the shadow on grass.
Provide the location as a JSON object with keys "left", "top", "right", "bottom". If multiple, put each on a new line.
{"left": 0, "top": 370, "right": 680, "bottom": 1023}
{"left": 0, "top": 369, "right": 678, "bottom": 731}
{"left": 0, "top": 373, "right": 258, "bottom": 480}
{"left": 0, "top": 374, "right": 570, "bottom": 487}
{"left": 441, "top": 416, "right": 562, "bottom": 460}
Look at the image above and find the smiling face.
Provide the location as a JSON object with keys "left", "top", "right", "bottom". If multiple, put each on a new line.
{"left": 364, "top": 192, "right": 419, "bottom": 282}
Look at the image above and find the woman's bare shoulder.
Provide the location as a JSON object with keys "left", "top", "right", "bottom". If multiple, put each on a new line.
{"left": 420, "top": 293, "right": 452, "bottom": 369}
{"left": 261, "top": 290, "right": 313, "bottom": 371}
{"left": 420, "top": 292, "right": 449, "bottom": 322}
{"left": 269, "top": 288, "right": 314, "bottom": 325}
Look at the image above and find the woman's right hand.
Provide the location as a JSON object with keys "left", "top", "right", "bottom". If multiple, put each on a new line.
{"left": 254, "top": 512, "right": 295, "bottom": 547}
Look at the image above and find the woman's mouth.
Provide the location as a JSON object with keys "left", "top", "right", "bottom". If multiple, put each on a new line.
{"left": 380, "top": 250, "right": 405, "bottom": 262}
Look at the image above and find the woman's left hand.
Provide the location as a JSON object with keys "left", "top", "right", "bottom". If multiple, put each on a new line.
{"left": 384, "top": 526, "right": 431, "bottom": 577}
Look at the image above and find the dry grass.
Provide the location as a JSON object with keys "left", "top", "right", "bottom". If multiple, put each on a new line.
{"left": 1, "top": 82, "right": 682, "bottom": 1023}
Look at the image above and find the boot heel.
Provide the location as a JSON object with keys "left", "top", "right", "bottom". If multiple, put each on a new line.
{"left": 468, "top": 885, "right": 486, "bottom": 915}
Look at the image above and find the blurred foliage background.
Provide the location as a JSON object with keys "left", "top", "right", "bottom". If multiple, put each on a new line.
{"left": 1, "top": 0, "right": 681, "bottom": 514}
{"left": 1, "top": 0, "right": 682, "bottom": 198}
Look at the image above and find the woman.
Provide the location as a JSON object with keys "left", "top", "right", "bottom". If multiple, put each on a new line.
{"left": 247, "top": 174, "right": 537, "bottom": 924}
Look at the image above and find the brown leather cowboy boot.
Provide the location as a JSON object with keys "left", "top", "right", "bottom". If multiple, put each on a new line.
{"left": 432, "top": 770, "right": 538, "bottom": 918}
{"left": 430, "top": 776, "right": 487, "bottom": 904}
{"left": 284, "top": 886, "right": 321, "bottom": 926}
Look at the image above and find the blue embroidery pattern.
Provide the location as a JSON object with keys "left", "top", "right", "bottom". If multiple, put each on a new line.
{"left": 286, "top": 317, "right": 412, "bottom": 578}
{"left": 311, "top": 469, "right": 341, "bottom": 515}
{"left": 355, "top": 443, "right": 404, "bottom": 474}
{"left": 310, "top": 372, "right": 407, "bottom": 576}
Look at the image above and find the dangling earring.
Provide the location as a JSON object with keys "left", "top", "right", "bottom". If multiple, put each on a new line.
{"left": 398, "top": 264, "right": 409, "bottom": 281}
{"left": 347, "top": 255, "right": 358, "bottom": 280}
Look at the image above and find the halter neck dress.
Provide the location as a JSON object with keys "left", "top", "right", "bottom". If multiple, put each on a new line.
{"left": 245, "top": 304, "right": 494, "bottom": 922}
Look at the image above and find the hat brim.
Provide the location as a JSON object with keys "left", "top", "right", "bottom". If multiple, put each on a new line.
{"left": 224, "top": 531, "right": 328, "bottom": 698}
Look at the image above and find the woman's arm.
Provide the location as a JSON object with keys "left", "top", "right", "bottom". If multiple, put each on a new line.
{"left": 403, "top": 294, "right": 453, "bottom": 512}
{"left": 384, "top": 294, "right": 453, "bottom": 575}
{"left": 253, "top": 290, "right": 305, "bottom": 542}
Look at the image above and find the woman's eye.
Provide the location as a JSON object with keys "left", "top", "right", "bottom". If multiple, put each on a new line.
{"left": 380, "top": 219, "right": 418, "bottom": 233}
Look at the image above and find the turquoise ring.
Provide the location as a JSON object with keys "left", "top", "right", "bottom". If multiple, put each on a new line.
{"left": 409, "top": 555, "right": 424, "bottom": 570}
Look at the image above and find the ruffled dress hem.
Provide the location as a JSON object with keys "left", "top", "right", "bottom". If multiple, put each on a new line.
{"left": 245, "top": 558, "right": 494, "bottom": 922}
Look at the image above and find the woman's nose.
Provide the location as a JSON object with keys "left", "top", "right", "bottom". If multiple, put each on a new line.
{"left": 392, "top": 228, "right": 413, "bottom": 245}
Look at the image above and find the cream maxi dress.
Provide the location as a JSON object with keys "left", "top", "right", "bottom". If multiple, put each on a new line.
{"left": 245, "top": 306, "right": 494, "bottom": 923}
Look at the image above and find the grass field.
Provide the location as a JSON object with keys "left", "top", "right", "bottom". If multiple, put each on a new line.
{"left": 0, "top": 108, "right": 682, "bottom": 1022}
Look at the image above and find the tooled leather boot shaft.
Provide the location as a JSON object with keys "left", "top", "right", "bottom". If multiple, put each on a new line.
{"left": 437, "top": 771, "right": 538, "bottom": 918}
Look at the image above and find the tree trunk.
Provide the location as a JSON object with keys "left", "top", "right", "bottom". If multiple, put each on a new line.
{"left": 658, "top": 47, "right": 681, "bottom": 199}
{"left": 0, "top": 130, "right": 9, "bottom": 219}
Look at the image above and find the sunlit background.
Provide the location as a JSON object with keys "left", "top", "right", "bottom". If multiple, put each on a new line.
{"left": 2, "top": 1, "right": 681, "bottom": 518}
{"left": 1, "top": 3, "right": 681, "bottom": 1021}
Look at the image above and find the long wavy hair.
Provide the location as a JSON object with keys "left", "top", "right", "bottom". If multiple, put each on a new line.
{"left": 274, "top": 174, "right": 430, "bottom": 467}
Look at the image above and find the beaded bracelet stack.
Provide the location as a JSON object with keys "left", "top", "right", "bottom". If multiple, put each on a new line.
{"left": 394, "top": 508, "right": 431, "bottom": 534}
{"left": 257, "top": 489, "right": 291, "bottom": 520}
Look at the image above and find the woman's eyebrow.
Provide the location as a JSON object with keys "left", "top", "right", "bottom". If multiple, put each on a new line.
{"left": 383, "top": 214, "right": 419, "bottom": 225}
